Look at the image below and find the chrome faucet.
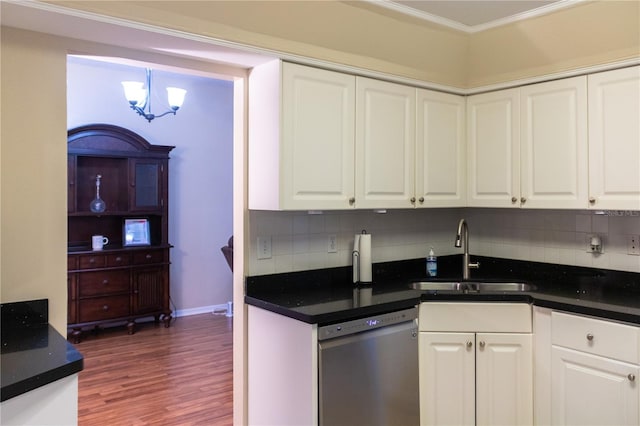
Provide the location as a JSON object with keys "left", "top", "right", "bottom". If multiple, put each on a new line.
{"left": 455, "top": 219, "right": 480, "bottom": 280}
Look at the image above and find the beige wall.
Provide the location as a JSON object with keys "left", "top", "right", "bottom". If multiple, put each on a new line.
{"left": 52, "top": 0, "right": 639, "bottom": 88}
{"left": 1, "top": 27, "right": 68, "bottom": 333}
{"left": 468, "top": 1, "right": 640, "bottom": 87}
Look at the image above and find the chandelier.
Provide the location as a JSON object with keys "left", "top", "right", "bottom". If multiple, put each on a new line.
{"left": 121, "top": 68, "right": 187, "bottom": 123}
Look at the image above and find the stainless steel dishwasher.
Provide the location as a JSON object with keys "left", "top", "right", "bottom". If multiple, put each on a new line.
{"left": 318, "top": 307, "right": 419, "bottom": 426}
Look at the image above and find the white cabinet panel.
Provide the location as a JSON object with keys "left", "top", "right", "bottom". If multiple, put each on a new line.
{"left": 419, "top": 303, "right": 533, "bottom": 426}
{"left": 419, "top": 332, "right": 475, "bottom": 426}
{"left": 467, "top": 88, "right": 520, "bottom": 208}
{"left": 476, "top": 333, "right": 533, "bottom": 426}
{"left": 249, "top": 60, "right": 356, "bottom": 210}
{"left": 417, "top": 89, "right": 466, "bottom": 207}
{"left": 281, "top": 63, "right": 355, "bottom": 210}
{"left": 355, "top": 77, "right": 415, "bottom": 209}
{"left": 551, "top": 346, "right": 639, "bottom": 426}
{"left": 588, "top": 66, "right": 640, "bottom": 210}
{"left": 520, "top": 76, "right": 588, "bottom": 209}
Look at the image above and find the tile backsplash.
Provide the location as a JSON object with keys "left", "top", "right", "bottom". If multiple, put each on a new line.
{"left": 248, "top": 209, "right": 640, "bottom": 276}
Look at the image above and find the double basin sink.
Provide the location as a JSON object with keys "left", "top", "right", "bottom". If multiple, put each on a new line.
{"left": 409, "top": 279, "right": 535, "bottom": 293}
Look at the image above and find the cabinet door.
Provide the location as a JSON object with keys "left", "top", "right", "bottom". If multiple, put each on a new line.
{"left": 281, "top": 63, "right": 356, "bottom": 209}
{"left": 356, "top": 77, "right": 415, "bottom": 209}
{"left": 132, "top": 266, "right": 168, "bottom": 314}
{"left": 416, "top": 89, "right": 466, "bottom": 207}
{"left": 551, "top": 346, "right": 639, "bottom": 425}
{"left": 130, "top": 159, "right": 166, "bottom": 212}
{"left": 467, "top": 88, "right": 521, "bottom": 208}
{"left": 419, "top": 332, "right": 475, "bottom": 426}
{"left": 520, "top": 76, "right": 588, "bottom": 209}
{"left": 588, "top": 66, "right": 640, "bottom": 210}
{"left": 476, "top": 333, "right": 533, "bottom": 426}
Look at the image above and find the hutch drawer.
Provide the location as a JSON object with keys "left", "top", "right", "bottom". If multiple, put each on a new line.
{"left": 78, "top": 295, "right": 130, "bottom": 323}
{"left": 106, "top": 253, "right": 131, "bottom": 267}
{"left": 78, "top": 270, "right": 130, "bottom": 297}
{"left": 79, "top": 254, "right": 107, "bottom": 269}
{"left": 133, "top": 250, "right": 166, "bottom": 264}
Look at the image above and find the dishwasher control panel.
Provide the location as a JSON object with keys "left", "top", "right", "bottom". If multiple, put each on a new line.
{"left": 318, "top": 307, "right": 417, "bottom": 341}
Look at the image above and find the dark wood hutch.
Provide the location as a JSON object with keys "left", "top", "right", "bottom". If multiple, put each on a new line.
{"left": 67, "top": 124, "right": 174, "bottom": 343}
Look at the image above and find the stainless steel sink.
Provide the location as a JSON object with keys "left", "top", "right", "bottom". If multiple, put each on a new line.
{"left": 409, "top": 280, "right": 535, "bottom": 292}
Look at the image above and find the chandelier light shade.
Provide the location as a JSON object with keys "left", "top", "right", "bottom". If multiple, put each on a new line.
{"left": 122, "top": 68, "right": 186, "bottom": 122}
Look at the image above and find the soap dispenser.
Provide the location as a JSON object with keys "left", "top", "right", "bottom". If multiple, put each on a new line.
{"left": 426, "top": 247, "right": 437, "bottom": 277}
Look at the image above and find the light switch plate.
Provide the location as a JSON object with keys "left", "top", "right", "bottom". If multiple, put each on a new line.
{"left": 257, "top": 236, "right": 272, "bottom": 259}
{"left": 328, "top": 235, "right": 337, "bottom": 253}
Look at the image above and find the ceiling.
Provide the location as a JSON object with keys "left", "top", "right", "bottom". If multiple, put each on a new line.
{"left": 379, "top": 0, "right": 569, "bottom": 32}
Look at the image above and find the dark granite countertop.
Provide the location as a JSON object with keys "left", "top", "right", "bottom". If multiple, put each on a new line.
{"left": 1, "top": 299, "right": 84, "bottom": 402}
{"left": 245, "top": 255, "right": 640, "bottom": 326}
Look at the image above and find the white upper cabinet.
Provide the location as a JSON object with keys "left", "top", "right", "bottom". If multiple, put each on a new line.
{"left": 468, "top": 77, "right": 589, "bottom": 210}
{"left": 249, "top": 61, "right": 356, "bottom": 210}
{"left": 520, "top": 76, "right": 588, "bottom": 209}
{"left": 416, "top": 89, "right": 466, "bottom": 207}
{"left": 587, "top": 66, "right": 640, "bottom": 210}
{"left": 355, "top": 77, "right": 416, "bottom": 209}
{"left": 467, "top": 88, "right": 520, "bottom": 208}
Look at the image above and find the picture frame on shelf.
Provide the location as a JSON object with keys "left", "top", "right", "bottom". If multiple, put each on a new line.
{"left": 123, "top": 218, "right": 151, "bottom": 246}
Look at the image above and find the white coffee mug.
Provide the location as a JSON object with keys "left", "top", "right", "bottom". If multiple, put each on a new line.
{"left": 92, "top": 235, "right": 109, "bottom": 251}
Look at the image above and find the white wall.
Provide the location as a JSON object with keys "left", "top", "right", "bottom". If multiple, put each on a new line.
{"left": 67, "top": 57, "right": 234, "bottom": 313}
{"left": 248, "top": 208, "right": 640, "bottom": 276}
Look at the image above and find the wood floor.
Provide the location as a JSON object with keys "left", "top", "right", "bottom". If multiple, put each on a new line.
{"left": 75, "top": 313, "right": 233, "bottom": 426}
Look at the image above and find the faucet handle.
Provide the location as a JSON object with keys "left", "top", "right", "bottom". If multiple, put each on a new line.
{"left": 469, "top": 261, "right": 480, "bottom": 269}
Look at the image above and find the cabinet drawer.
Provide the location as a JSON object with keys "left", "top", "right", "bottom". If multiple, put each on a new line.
{"left": 78, "top": 270, "right": 130, "bottom": 296}
{"left": 133, "top": 250, "right": 165, "bottom": 264}
{"left": 552, "top": 311, "right": 640, "bottom": 363}
{"left": 107, "top": 253, "right": 131, "bottom": 267}
{"left": 78, "top": 296, "right": 130, "bottom": 323}
{"left": 79, "top": 254, "right": 106, "bottom": 269}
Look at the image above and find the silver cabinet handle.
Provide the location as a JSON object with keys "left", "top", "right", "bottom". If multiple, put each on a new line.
{"left": 629, "top": 374, "right": 636, "bottom": 382}
{"left": 479, "top": 341, "right": 485, "bottom": 348}
{"left": 586, "top": 333, "right": 594, "bottom": 341}
{"left": 466, "top": 341, "right": 473, "bottom": 348}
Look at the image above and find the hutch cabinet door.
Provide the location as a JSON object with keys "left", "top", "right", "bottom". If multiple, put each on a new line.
{"left": 129, "top": 159, "right": 167, "bottom": 212}
{"left": 132, "top": 266, "right": 168, "bottom": 314}
{"left": 68, "top": 155, "right": 76, "bottom": 213}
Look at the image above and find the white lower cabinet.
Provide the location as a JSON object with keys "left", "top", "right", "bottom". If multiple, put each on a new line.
{"left": 550, "top": 311, "right": 640, "bottom": 426}
{"left": 418, "top": 303, "right": 533, "bottom": 426}
{"left": 551, "top": 346, "right": 639, "bottom": 425}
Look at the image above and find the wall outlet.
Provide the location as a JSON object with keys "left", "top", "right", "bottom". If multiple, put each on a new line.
{"left": 628, "top": 235, "right": 640, "bottom": 256}
{"left": 328, "top": 235, "right": 337, "bottom": 253}
{"left": 257, "top": 236, "right": 272, "bottom": 259}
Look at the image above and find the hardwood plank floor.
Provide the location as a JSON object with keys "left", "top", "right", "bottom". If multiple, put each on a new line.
{"left": 76, "top": 314, "right": 233, "bottom": 426}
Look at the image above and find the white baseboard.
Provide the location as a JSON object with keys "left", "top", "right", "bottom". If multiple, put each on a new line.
{"left": 174, "top": 303, "right": 230, "bottom": 318}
